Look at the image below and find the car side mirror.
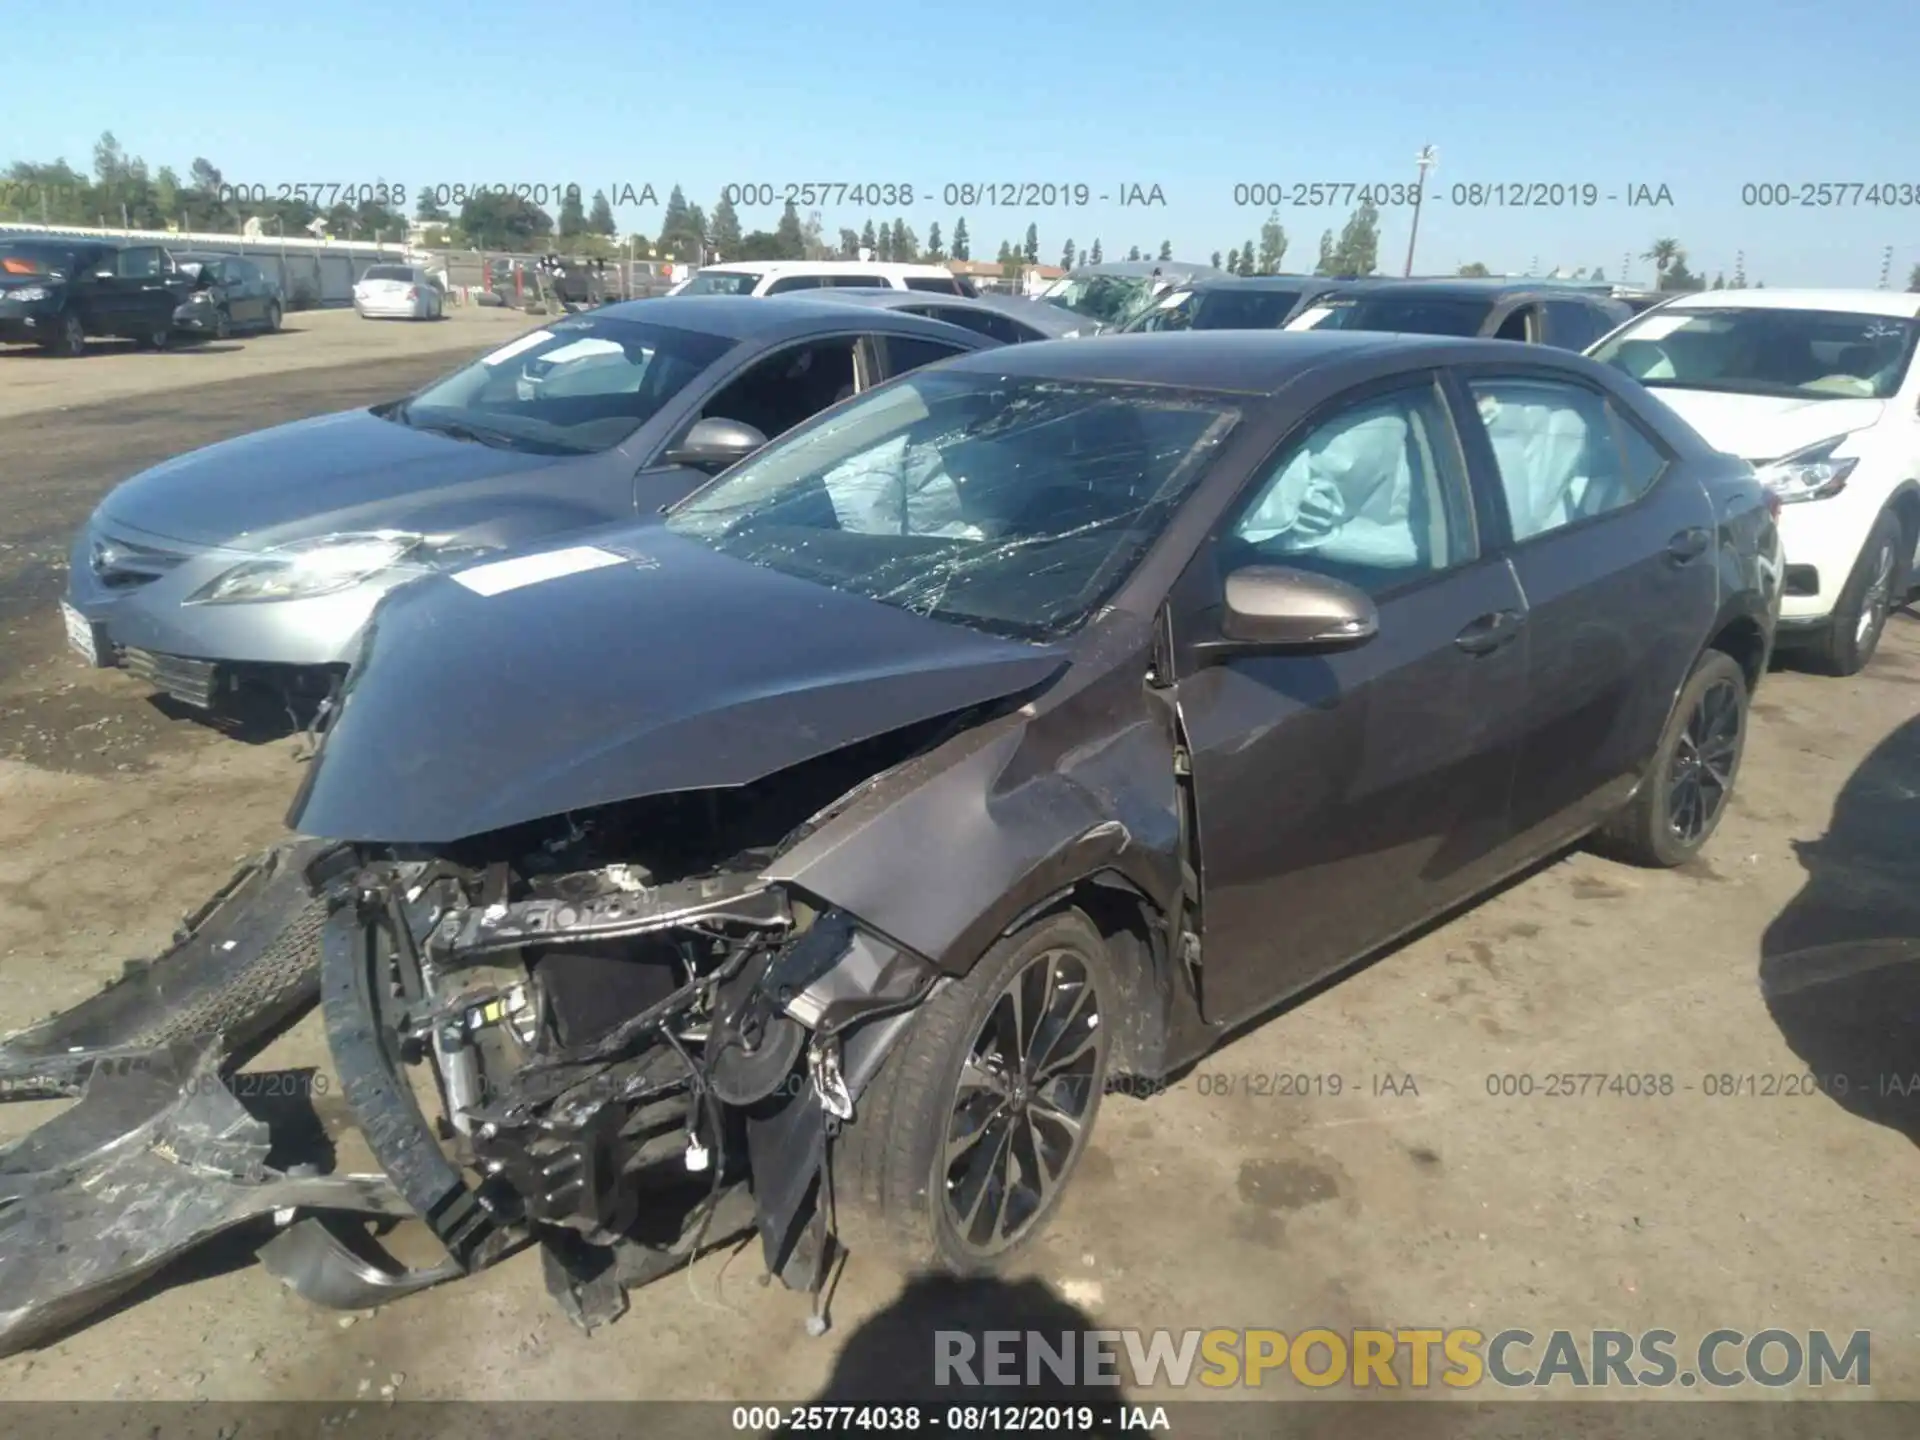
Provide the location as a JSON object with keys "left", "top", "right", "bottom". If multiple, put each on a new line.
{"left": 1203, "top": 565, "right": 1379, "bottom": 656}
{"left": 663, "top": 416, "right": 769, "bottom": 473}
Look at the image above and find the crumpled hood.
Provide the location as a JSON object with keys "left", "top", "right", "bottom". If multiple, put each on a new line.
{"left": 1645, "top": 389, "right": 1886, "bottom": 463}
{"left": 287, "top": 529, "right": 1069, "bottom": 843}
{"left": 98, "top": 409, "right": 562, "bottom": 547}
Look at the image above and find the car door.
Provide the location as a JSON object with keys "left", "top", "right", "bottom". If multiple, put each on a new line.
{"left": 1167, "top": 373, "right": 1531, "bottom": 1027}
{"left": 225, "top": 260, "right": 259, "bottom": 325}
{"left": 110, "top": 246, "right": 177, "bottom": 335}
{"left": 65, "top": 247, "right": 119, "bottom": 334}
{"left": 1450, "top": 367, "right": 1717, "bottom": 853}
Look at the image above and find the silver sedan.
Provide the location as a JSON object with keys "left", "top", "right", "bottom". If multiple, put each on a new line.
{"left": 353, "top": 264, "right": 444, "bottom": 320}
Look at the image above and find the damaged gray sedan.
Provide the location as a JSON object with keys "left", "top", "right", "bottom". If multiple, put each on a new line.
{"left": 0, "top": 331, "right": 1780, "bottom": 1353}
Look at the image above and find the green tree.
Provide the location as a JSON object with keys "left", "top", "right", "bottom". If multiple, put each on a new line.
{"left": 926, "top": 221, "right": 945, "bottom": 260}
{"left": 1023, "top": 223, "right": 1039, "bottom": 265}
{"left": 952, "top": 216, "right": 970, "bottom": 261}
{"left": 1237, "top": 242, "right": 1256, "bottom": 276}
{"left": 1225, "top": 245, "right": 1241, "bottom": 274}
{"left": 657, "top": 185, "right": 693, "bottom": 256}
{"left": 557, "top": 186, "right": 587, "bottom": 238}
{"left": 887, "top": 217, "right": 908, "bottom": 261}
{"left": 1711, "top": 272, "right": 1726, "bottom": 290}
{"left": 837, "top": 227, "right": 861, "bottom": 259}
{"left": 709, "top": 193, "right": 742, "bottom": 258}
{"left": 1590, "top": 266, "right": 1606, "bottom": 282}
{"left": 1642, "top": 237, "right": 1681, "bottom": 290}
{"left": 415, "top": 185, "right": 452, "bottom": 223}
{"left": 1457, "top": 261, "right": 1492, "bottom": 277}
{"left": 1210, "top": 250, "right": 1222, "bottom": 269}
{"left": 774, "top": 201, "right": 804, "bottom": 259}
{"left": 1126, "top": 245, "right": 1141, "bottom": 261}
{"left": 1909, "top": 263, "right": 1920, "bottom": 293}
{"left": 1325, "top": 203, "right": 1380, "bottom": 275}
{"left": 1089, "top": 238, "right": 1103, "bottom": 264}
{"left": 1157, "top": 239, "right": 1173, "bottom": 261}
{"left": 876, "top": 222, "right": 891, "bottom": 261}
{"left": 588, "top": 190, "right": 617, "bottom": 237}
{"left": 1076, "top": 248, "right": 1087, "bottom": 268}
{"left": 736, "top": 231, "right": 785, "bottom": 260}
{"left": 1256, "top": 210, "right": 1287, "bottom": 274}
{"left": 996, "top": 239, "right": 1013, "bottom": 264}
{"left": 1315, "top": 229, "right": 1335, "bottom": 275}
{"left": 1061, "top": 237, "right": 1076, "bottom": 271}
{"left": 861, "top": 218, "right": 879, "bottom": 256}
{"left": 458, "top": 191, "right": 554, "bottom": 250}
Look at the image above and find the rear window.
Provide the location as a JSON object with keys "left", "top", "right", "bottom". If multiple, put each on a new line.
{"left": 677, "top": 269, "right": 762, "bottom": 295}
{"left": 361, "top": 265, "right": 413, "bottom": 282}
{"left": 904, "top": 275, "right": 963, "bottom": 294}
{"left": 1194, "top": 289, "right": 1304, "bottom": 330}
{"left": 824, "top": 275, "right": 889, "bottom": 288}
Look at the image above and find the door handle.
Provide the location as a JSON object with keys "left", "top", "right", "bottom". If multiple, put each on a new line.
{"left": 1454, "top": 609, "right": 1524, "bottom": 655}
{"left": 1667, "top": 527, "right": 1710, "bottom": 563}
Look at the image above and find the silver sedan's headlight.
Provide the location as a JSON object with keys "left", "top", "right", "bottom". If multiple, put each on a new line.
{"left": 184, "top": 532, "right": 491, "bottom": 605}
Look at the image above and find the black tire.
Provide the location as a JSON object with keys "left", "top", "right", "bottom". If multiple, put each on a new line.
{"left": 265, "top": 300, "right": 282, "bottom": 332}
{"left": 41, "top": 309, "right": 86, "bottom": 357}
{"left": 212, "top": 305, "right": 232, "bottom": 340}
{"left": 1593, "top": 649, "right": 1748, "bottom": 868}
{"left": 835, "top": 908, "right": 1115, "bottom": 1272}
{"left": 138, "top": 324, "right": 174, "bottom": 351}
{"left": 1806, "top": 509, "right": 1905, "bottom": 676}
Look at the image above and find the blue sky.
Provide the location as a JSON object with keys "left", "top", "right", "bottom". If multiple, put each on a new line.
{"left": 7, "top": 0, "right": 1918, "bottom": 287}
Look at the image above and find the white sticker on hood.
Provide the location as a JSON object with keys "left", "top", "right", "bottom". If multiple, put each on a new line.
{"left": 481, "top": 329, "right": 556, "bottom": 365}
{"left": 451, "top": 545, "right": 625, "bottom": 596}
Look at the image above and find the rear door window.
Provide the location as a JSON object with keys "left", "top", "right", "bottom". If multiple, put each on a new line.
{"left": 904, "top": 275, "right": 963, "bottom": 294}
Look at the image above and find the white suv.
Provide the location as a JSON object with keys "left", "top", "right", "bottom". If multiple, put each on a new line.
{"left": 667, "top": 260, "right": 973, "bottom": 298}
{"left": 1590, "top": 290, "right": 1920, "bottom": 674}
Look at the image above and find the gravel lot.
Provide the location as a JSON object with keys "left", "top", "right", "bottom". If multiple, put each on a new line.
{"left": 0, "top": 327, "right": 1915, "bottom": 1410}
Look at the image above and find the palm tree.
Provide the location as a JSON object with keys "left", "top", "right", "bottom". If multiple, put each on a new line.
{"left": 1643, "top": 238, "right": 1682, "bottom": 291}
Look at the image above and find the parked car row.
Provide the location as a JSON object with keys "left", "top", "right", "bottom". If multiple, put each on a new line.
{"left": 14, "top": 303, "right": 1802, "bottom": 1357}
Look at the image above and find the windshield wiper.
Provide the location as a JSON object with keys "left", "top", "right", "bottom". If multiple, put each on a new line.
{"left": 407, "top": 417, "right": 532, "bottom": 450}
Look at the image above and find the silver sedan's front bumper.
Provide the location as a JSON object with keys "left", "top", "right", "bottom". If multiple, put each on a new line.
{"left": 63, "top": 518, "right": 415, "bottom": 707}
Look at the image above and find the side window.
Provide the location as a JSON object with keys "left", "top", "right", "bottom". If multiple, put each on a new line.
{"left": 1466, "top": 377, "right": 1650, "bottom": 542}
{"left": 904, "top": 276, "right": 963, "bottom": 294}
{"left": 1225, "top": 381, "right": 1477, "bottom": 596}
{"left": 1614, "top": 408, "right": 1670, "bottom": 494}
{"left": 825, "top": 275, "right": 888, "bottom": 288}
{"left": 1541, "top": 301, "right": 1599, "bottom": 351}
{"left": 883, "top": 334, "right": 971, "bottom": 377}
{"left": 764, "top": 275, "right": 825, "bottom": 294}
{"left": 117, "top": 247, "right": 163, "bottom": 279}
{"left": 701, "top": 338, "right": 860, "bottom": 439}
{"left": 919, "top": 307, "right": 1007, "bottom": 343}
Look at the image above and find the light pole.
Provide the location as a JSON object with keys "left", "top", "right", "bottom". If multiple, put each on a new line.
{"left": 1402, "top": 144, "right": 1438, "bottom": 277}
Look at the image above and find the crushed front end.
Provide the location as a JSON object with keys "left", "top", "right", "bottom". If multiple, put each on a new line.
{"left": 294, "top": 787, "right": 943, "bottom": 1333}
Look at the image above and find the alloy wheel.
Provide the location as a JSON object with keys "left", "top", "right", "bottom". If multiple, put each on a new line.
{"left": 941, "top": 947, "right": 1102, "bottom": 1258}
{"left": 59, "top": 312, "right": 84, "bottom": 355}
{"left": 1855, "top": 539, "right": 1896, "bottom": 648}
{"left": 213, "top": 307, "right": 231, "bottom": 340}
{"left": 1667, "top": 677, "right": 1741, "bottom": 845}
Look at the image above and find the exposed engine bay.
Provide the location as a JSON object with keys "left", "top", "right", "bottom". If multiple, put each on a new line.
{"left": 0, "top": 721, "right": 969, "bottom": 1356}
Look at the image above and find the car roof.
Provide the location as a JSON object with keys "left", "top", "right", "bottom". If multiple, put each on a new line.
{"left": 1175, "top": 273, "right": 1352, "bottom": 294}
{"left": 933, "top": 329, "right": 1593, "bottom": 395}
{"left": 780, "top": 287, "right": 1084, "bottom": 331}
{"left": 1326, "top": 278, "right": 1615, "bottom": 302}
{"left": 589, "top": 293, "right": 992, "bottom": 342}
{"left": 690, "top": 259, "right": 955, "bottom": 278}
{"left": 1061, "top": 260, "right": 1227, "bottom": 280}
{"left": 1650, "top": 288, "right": 1920, "bottom": 318}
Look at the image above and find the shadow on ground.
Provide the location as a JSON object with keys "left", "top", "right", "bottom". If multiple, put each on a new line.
{"left": 781, "top": 1273, "right": 1121, "bottom": 1427}
{"left": 1760, "top": 713, "right": 1920, "bottom": 1144}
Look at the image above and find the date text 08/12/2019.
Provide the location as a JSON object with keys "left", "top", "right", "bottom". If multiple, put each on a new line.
{"left": 1230, "top": 181, "right": 1676, "bottom": 208}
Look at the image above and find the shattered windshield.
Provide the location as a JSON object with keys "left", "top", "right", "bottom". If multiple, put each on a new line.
{"left": 664, "top": 370, "right": 1242, "bottom": 640}
{"left": 1041, "top": 274, "right": 1161, "bottom": 325}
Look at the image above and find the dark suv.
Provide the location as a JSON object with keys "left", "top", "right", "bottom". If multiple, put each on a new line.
{"left": 171, "top": 252, "right": 285, "bottom": 338}
{"left": 0, "top": 237, "right": 196, "bottom": 355}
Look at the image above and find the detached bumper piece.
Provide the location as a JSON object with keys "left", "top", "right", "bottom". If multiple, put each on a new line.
{"left": 120, "top": 647, "right": 221, "bottom": 710}
{"left": 0, "top": 1042, "right": 411, "bottom": 1357}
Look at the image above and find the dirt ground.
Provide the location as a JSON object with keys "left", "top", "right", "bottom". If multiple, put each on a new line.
{"left": 0, "top": 339, "right": 1916, "bottom": 1410}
